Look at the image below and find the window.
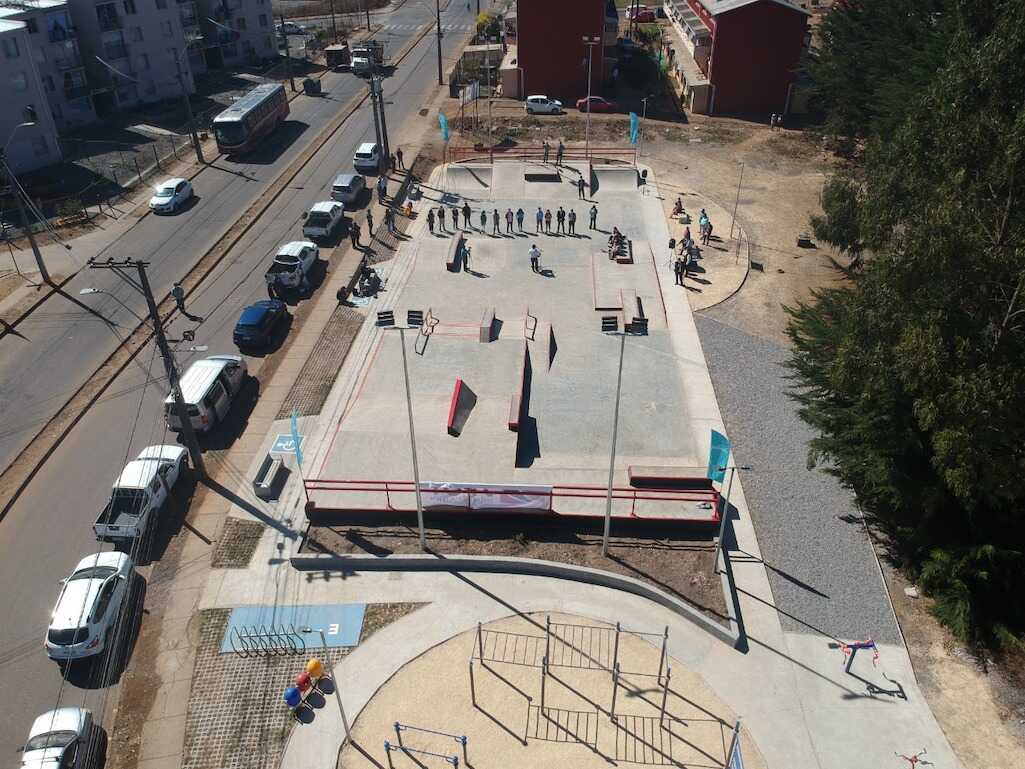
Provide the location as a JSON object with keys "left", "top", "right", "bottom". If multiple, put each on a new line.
{"left": 2, "top": 37, "right": 20, "bottom": 58}
{"left": 258, "top": 13, "right": 267, "bottom": 27}
{"left": 26, "top": 18, "right": 38, "bottom": 34}
{"left": 92, "top": 580, "right": 116, "bottom": 620}
{"left": 139, "top": 52, "right": 149, "bottom": 69}
{"left": 32, "top": 135, "right": 49, "bottom": 158}
{"left": 10, "top": 71, "right": 27, "bottom": 91}
{"left": 96, "top": 3, "right": 119, "bottom": 32}
{"left": 161, "top": 19, "right": 172, "bottom": 35}
{"left": 236, "top": 16, "right": 246, "bottom": 29}
{"left": 44, "top": 74, "right": 55, "bottom": 91}
{"left": 156, "top": 0, "right": 166, "bottom": 7}
{"left": 123, "top": 0, "right": 136, "bottom": 13}
{"left": 132, "top": 26, "right": 143, "bottom": 41}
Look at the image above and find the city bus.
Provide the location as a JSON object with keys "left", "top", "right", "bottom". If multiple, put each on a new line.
{"left": 211, "top": 83, "right": 289, "bottom": 155}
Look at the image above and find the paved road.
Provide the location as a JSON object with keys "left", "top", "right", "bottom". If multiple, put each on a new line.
{"left": 0, "top": 0, "right": 476, "bottom": 760}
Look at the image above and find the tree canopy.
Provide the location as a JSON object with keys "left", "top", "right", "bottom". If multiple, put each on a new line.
{"left": 789, "top": 0, "right": 1025, "bottom": 646}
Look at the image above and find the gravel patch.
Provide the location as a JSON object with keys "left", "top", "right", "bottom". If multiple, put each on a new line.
{"left": 694, "top": 314, "right": 900, "bottom": 644}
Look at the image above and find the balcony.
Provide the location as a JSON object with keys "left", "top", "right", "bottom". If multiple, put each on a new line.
{"left": 48, "top": 25, "right": 77, "bottom": 42}
{"left": 55, "top": 52, "right": 83, "bottom": 69}
{"left": 103, "top": 41, "right": 128, "bottom": 60}
{"left": 96, "top": 5, "right": 121, "bottom": 32}
{"left": 64, "top": 84, "right": 90, "bottom": 99}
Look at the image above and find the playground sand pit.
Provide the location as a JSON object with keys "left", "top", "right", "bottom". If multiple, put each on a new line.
{"left": 337, "top": 613, "right": 763, "bottom": 769}
{"left": 303, "top": 520, "right": 728, "bottom": 625}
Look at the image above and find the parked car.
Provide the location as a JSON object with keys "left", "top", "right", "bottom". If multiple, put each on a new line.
{"left": 276, "top": 21, "right": 306, "bottom": 35}
{"left": 265, "top": 241, "right": 319, "bottom": 293}
{"left": 164, "top": 355, "right": 248, "bottom": 433}
{"left": 93, "top": 445, "right": 188, "bottom": 543}
{"left": 633, "top": 9, "right": 656, "bottom": 22}
{"left": 625, "top": 4, "right": 650, "bottom": 18}
{"left": 302, "top": 201, "right": 346, "bottom": 241}
{"left": 233, "top": 300, "right": 287, "bottom": 348}
{"left": 525, "top": 95, "right": 562, "bottom": 115}
{"left": 45, "top": 552, "right": 133, "bottom": 661}
{"left": 576, "top": 96, "right": 619, "bottom": 113}
{"left": 20, "top": 708, "right": 93, "bottom": 769}
{"left": 353, "top": 142, "right": 382, "bottom": 173}
{"left": 331, "top": 173, "right": 366, "bottom": 204}
{"left": 148, "top": 178, "right": 193, "bottom": 213}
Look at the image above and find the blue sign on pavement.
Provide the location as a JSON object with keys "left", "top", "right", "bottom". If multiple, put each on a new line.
{"left": 707, "top": 429, "right": 731, "bottom": 483}
{"left": 271, "top": 433, "right": 304, "bottom": 455}
{"left": 220, "top": 603, "right": 366, "bottom": 653}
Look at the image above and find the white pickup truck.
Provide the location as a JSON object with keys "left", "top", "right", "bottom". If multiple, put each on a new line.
{"left": 265, "top": 241, "right": 319, "bottom": 293}
{"left": 93, "top": 445, "right": 188, "bottom": 543}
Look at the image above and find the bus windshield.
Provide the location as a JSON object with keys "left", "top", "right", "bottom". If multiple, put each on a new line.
{"left": 214, "top": 121, "right": 246, "bottom": 147}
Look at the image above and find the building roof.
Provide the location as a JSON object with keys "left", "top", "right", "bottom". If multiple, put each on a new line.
{"left": 0, "top": 18, "right": 25, "bottom": 32}
{"left": 0, "top": 0, "right": 68, "bottom": 19}
{"left": 695, "top": 0, "right": 810, "bottom": 17}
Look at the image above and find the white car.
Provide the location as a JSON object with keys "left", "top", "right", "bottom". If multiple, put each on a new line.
{"left": 148, "top": 177, "right": 193, "bottom": 213}
{"left": 353, "top": 142, "right": 381, "bottom": 173}
{"left": 46, "top": 551, "right": 134, "bottom": 661}
{"left": 266, "top": 241, "right": 319, "bottom": 291}
{"left": 302, "top": 201, "right": 346, "bottom": 241}
{"left": 20, "top": 708, "right": 93, "bottom": 769}
{"left": 525, "top": 95, "right": 562, "bottom": 115}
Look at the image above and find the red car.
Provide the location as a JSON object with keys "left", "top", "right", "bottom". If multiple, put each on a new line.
{"left": 634, "top": 9, "right": 656, "bottom": 22}
{"left": 576, "top": 96, "right": 619, "bottom": 113}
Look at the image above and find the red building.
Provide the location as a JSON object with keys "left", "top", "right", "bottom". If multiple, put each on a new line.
{"left": 515, "top": 0, "right": 609, "bottom": 101}
{"left": 667, "top": 0, "right": 809, "bottom": 115}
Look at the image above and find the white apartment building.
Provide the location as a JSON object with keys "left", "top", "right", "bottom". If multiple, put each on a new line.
{"left": 196, "top": 0, "right": 274, "bottom": 68}
{"left": 0, "top": 17, "right": 63, "bottom": 173}
{"left": 0, "top": 0, "right": 97, "bottom": 130}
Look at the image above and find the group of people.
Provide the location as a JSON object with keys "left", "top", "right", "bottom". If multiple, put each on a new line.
{"left": 608, "top": 227, "right": 627, "bottom": 257}
{"left": 424, "top": 202, "right": 600, "bottom": 237}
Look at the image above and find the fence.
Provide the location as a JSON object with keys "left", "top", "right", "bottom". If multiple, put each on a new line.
{"left": 445, "top": 144, "right": 636, "bottom": 165}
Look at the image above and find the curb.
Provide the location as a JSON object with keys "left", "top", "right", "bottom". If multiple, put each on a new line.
{"left": 291, "top": 552, "right": 743, "bottom": 648}
{"left": 693, "top": 224, "right": 752, "bottom": 313}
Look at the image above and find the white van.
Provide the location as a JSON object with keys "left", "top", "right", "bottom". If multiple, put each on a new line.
{"left": 164, "top": 355, "right": 248, "bottom": 433}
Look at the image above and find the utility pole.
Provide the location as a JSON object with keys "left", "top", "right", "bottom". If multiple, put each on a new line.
{"left": 1, "top": 155, "right": 52, "bottom": 285}
{"left": 89, "top": 259, "right": 207, "bottom": 479}
{"left": 367, "top": 79, "right": 384, "bottom": 168}
{"left": 730, "top": 160, "right": 745, "bottom": 239}
{"left": 174, "top": 58, "right": 204, "bottom": 165}
{"left": 279, "top": 14, "right": 295, "bottom": 91}
{"left": 364, "top": 0, "right": 370, "bottom": 29}
{"left": 374, "top": 76, "right": 391, "bottom": 162}
{"left": 435, "top": 0, "right": 443, "bottom": 85}
{"left": 582, "top": 35, "right": 601, "bottom": 161}
{"left": 329, "top": 0, "right": 337, "bottom": 43}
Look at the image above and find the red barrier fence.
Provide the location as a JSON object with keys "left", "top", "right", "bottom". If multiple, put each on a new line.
{"left": 303, "top": 478, "right": 721, "bottom": 524}
{"left": 445, "top": 145, "right": 636, "bottom": 164}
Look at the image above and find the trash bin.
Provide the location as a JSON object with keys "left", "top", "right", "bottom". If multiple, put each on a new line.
{"left": 303, "top": 78, "right": 322, "bottom": 96}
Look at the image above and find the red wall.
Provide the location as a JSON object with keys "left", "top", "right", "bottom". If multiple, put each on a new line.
{"left": 707, "top": 1, "right": 807, "bottom": 114}
{"left": 516, "top": 0, "right": 607, "bottom": 101}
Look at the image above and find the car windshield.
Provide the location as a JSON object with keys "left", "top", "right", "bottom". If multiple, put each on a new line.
{"left": 25, "top": 731, "right": 76, "bottom": 751}
{"left": 69, "top": 565, "right": 116, "bottom": 581}
{"left": 306, "top": 212, "right": 330, "bottom": 225}
{"left": 214, "top": 121, "right": 246, "bottom": 147}
{"left": 154, "top": 185, "right": 174, "bottom": 198}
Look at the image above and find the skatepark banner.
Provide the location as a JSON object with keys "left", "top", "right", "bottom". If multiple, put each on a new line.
{"left": 420, "top": 482, "right": 553, "bottom": 513}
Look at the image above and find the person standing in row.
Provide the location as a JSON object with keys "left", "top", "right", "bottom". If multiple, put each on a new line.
{"left": 543, "top": 140, "right": 550, "bottom": 164}
{"left": 426, "top": 208, "right": 435, "bottom": 234}
{"left": 385, "top": 207, "right": 396, "bottom": 234}
{"left": 568, "top": 208, "right": 577, "bottom": 235}
{"left": 452, "top": 204, "right": 460, "bottom": 230}
{"left": 505, "top": 208, "right": 514, "bottom": 233}
{"left": 535, "top": 206, "right": 544, "bottom": 233}
{"left": 577, "top": 176, "right": 586, "bottom": 199}
{"left": 366, "top": 209, "right": 374, "bottom": 236}
{"left": 516, "top": 207, "right": 525, "bottom": 231}
{"left": 463, "top": 201, "right": 472, "bottom": 228}
{"left": 589, "top": 204, "right": 598, "bottom": 229}
{"left": 480, "top": 208, "right": 487, "bottom": 231}
{"left": 438, "top": 206, "right": 447, "bottom": 232}
{"left": 556, "top": 140, "right": 564, "bottom": 166}
{"left": 674, "top": 253, "right": 686, "bottom": 286}
{"left": 350, "top": 220, "right": 362, "bottom": 247}
{"left": 529, "top": 243, "right": 541, "bottom": 273}
{"left": 396, "top": 147, "right": 404, "bottom": 169}
{"left": 492, "top": 208, "right": 500, "bottom": 235}
{"left": 556, "top": 206, "right": 566, "bottom": 235}
{"left": 544, "top": 208, "right": 553, "bottom": 234}
{"left": 462, "top": 242, "right": 471, "bottom": 272}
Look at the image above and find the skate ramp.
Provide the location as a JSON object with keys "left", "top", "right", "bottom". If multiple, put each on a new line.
{"left": 442, "top": 164, "right": 493, "bottom": 196}
{"left": 592, "top": 164, "right": 639, "bottom": 194}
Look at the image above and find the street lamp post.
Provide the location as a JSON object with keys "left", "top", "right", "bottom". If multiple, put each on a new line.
{"left": 582, "top": 35, "right": 601, "bottom": 161}
{"left": 729, "top": 160, "right": 745, "bottom": 240}
{"left": 637, "top": 93, "right": 654, "bottom": 160}
{"left": 1, "top": 120, "right": 53, "bottom": 285}
{"left": 301, "top": 627, "right": 352, "bottom": 744}
{"left": 713, "top": 464, "right": 751, "bottom": 573}
{"left": 435, "top": 0, "right": 444, "bottom": 86}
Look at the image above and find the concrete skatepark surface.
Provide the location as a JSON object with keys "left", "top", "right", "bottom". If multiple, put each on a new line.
{"left": 308, "top": 161, "right": 703, "bottom": 520}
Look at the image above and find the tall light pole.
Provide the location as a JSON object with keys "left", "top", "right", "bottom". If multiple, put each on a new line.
{"left": 301, "top": 627, "right": 352, "bottom": 744}
{"left": 582, "top": 35, "right": 601, "bottom": 161}
{"left": 636, "top": 93, "right": 654, "bottom": 162}
{"left": 435, "top": 0, "right": 444, "bottom": 86}
{"left": 713, "top": 464, "right": 751, "bottom": 573}
{"left": 730, "top": 160, "right": 745, "bottom": 239}
{"left": 364, "top": 0, "right": 370, "bottom": 29}
{"left": 378, "top": 311, "right": 426, "bottom": 549}
{"left": 599, "top": 317, "right": 644, "bottom": 556}
{"left": 174, "top": 55, "right": 204, "bottom": 165}
{"left": 1, "top": 121, "right": 54, "bottom": 286}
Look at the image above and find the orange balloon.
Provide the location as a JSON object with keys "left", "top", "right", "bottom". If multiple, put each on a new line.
{"left": 306, "top": 658, "right": 324, "bottom": 678}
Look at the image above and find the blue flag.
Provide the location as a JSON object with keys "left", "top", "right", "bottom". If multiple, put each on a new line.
{"left": 438, "top": 112, "right": 449, "bottom": 142}
{"left": 629, "top": 112, "right": 639, "bottom": 144}
{"left": 290, "top": 408, "right": 304, "bottom": 468}
{"left": 728, "top": 739, "right": 745, "bottom": 769}
{"left": 707, "top": 429, "right": 730, "bottom": 483}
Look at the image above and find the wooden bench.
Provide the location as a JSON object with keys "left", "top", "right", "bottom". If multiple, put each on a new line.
{"left": 445, "top": 232, "right": 465, "bottom": 272}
